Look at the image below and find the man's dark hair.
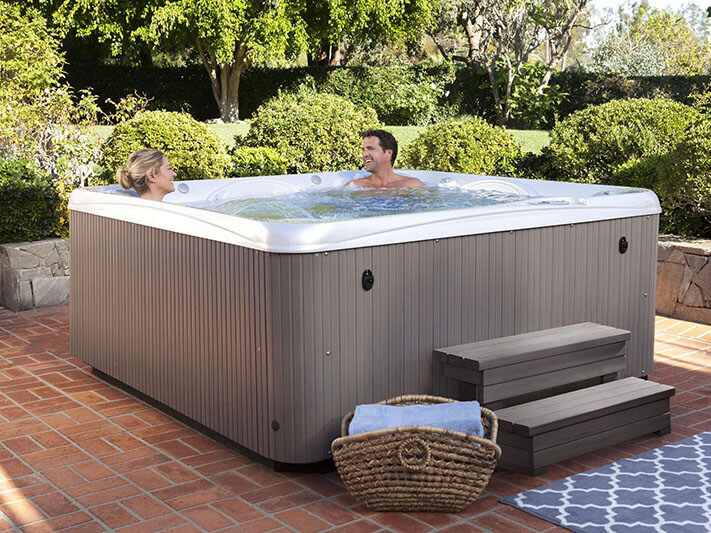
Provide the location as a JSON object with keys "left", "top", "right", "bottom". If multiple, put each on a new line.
{"left": 361, "top": 129, "right": 398, "bottom": 166}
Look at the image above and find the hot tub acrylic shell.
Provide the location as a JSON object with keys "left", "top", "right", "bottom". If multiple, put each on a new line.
{"left": 69, "top": 171, "right": 660, "bottom": 464}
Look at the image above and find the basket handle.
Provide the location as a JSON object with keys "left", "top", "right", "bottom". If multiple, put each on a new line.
{"left": 397, "top": 437, "right": 431, "bottom": 472}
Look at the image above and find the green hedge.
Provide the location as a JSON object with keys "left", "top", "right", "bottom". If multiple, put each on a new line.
{"left": 98, "top": 111, "right": 229, "bottom": 183}
{"left": 65, "top": 61, "right": 711, "bottom": 127}
{"left": 0, "top": 159, "right": 60, "bottom": 243}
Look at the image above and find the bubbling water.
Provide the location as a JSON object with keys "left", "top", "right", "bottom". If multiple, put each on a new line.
{"left": 199, "top": 186, "right": 531, "bottom": 223}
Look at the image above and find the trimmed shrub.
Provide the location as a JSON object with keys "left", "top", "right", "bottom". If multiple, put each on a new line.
{"left": 610, "top": 154, "right": 708, "bottom": 237}
{"left": 239, "top": 89, "right": 380, "bottom": 173}
{"left": 0, "top": 159, "right": 60, "bottom": 243}
{"left": 615, "top": 118, "right": 711, "bottom": 237}
{"left": 228, "top": 146, "right": 288, "bottom": 177}
{"left": 512, "top": 151, "right": 556, "bottom": 181}
{"left": 545, "top": 98, "right": 699, "bottom": 184}
{"left": 401, "top": 117, "right": 521, "bottom": 175}
{"left": 98, "top": 111, "right": 229, "bottom": 183}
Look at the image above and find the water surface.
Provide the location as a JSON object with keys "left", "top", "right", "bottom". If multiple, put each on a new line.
{"left": 196, "top": 187, "right": 531, "bottom": 223}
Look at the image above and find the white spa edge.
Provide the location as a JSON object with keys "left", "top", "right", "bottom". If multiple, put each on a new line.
{"left": 69, "top": 170, "right": 661, "bottom": 253}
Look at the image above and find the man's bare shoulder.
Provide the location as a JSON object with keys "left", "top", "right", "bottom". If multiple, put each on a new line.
{"left": 344, "top": 177, "right": 373, "bottom": 188}
{"left": 392, "top": 174, "right": 425, "bottom": 188}
{"left": 344, "top": 173, "right": 425, "bottom": 189}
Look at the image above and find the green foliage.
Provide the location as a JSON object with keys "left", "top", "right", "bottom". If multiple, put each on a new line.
{"left": 512, "top": 151, "right": 554, "bottom": 180}
{"left": 652, "top": 118, "right": 711, "bottom": 236}
{"left": 0, "top": 159, "right": 60, "bottom": 243}
{"left": 61, "top": 59, "right": 711, "bottom": 128}
{"left": 544, "top": 97, "right": 711, "bottom": 237}
{"left": 98, "top": 111, "right": 229, "bottom": 183}
{"left": 239, "top": 88, "right": 380, "bottom": 173}
{"left": 401, "top": 116, "right": 521, "bottom": 175}
{"left": 319, "top": 64, "right": 455, "bottom": 126}
{"left": 545, "top": 98, "right": 698, "bottom": 183}
{"left": 0, "top": 3, "right": 65, "bottom": 100}
{"left": 492, "top": 61, "right": 565, "bottom": 129}
{"left": 448, "top": 0, "right": 586, "bottom": 125}
{"left": 32, "top": 0, "right": 160, "bottom": 63}
{"left": 105, "top": 92, "right": 153, "bottom": 124}
{"left": 150, "top": 1, "right": 306, "bottom": 68}
{"left": 588, "top": 6, "right": 711, "bottom": 76}
{"left": 0, "top": 6, "right": 99, "bottom": 239}
{"left": 149, "top": 0, "right": 309, "bottom": 120}
{"left": 228, "top": 147, "right": 288, "bottom": 178}
{"left": 302, "top": 0, "right": 438, "bottom": 58}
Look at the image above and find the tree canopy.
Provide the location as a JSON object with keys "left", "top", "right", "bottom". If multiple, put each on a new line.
{"left": 149, "top": 0, "right": 308, "bottom": 121}
{"left": 23, "top": 0, "right": 439, "bottom": 120}
{"left": 0, "top": 2, "right": 65, "bottom": 99}
{"left": 588, "top": 2, "right": 711, "bottom": 76}
{"left": 301, "top": 0, "right": 438, "bottom": 64}
{"left": 430, "top": 0, "right": 589, "bottom": 125}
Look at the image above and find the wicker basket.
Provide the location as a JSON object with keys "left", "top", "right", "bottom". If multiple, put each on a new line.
{"left": 331, "top": 394, "right": 501, "bottom": 513}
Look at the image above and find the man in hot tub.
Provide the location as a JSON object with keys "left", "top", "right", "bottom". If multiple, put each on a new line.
{"left": 345, "top": 129, "right": 425, "bottom": 189}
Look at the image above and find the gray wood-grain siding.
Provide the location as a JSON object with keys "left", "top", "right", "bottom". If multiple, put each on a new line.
{"left": 70, "top": 212, "right": 658, "bottom": 463}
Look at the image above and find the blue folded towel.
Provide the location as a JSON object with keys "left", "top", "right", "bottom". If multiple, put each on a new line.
{"left": 348, "top": 401, "right": 484, "bottom": 437}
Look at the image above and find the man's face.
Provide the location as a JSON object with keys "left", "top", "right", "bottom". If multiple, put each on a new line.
{"left": 362, "top": 136, "right": 392, "bottom": 173}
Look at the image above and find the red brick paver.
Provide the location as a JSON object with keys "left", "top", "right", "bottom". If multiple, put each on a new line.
{"left": 0, "top": 305, "right": 708, "bottom": 531}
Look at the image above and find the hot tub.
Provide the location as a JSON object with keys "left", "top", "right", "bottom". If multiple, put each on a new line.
{"left": 69, "top": 170, "right": 660, "bottom": 464}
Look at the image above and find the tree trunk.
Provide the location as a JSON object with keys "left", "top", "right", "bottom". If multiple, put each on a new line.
{"left": 138, "top": 46, "right": 153, "bottom": 67}
{"left": 328, "top": 43, "right": 343, "bottom": 66}
{"left": 502, "top": 69, "right": 516, "bottom": 125}
{"left": 460, "top": 8, "right": 478, "bottom": 63}
{"left": 487, "top": 59, "right": 504, "bottom": 125}
{"left": 218, "top": 64, "right": 243, "bottom": 122}
{"left": 308, "top": 41, "right": 335, "bottom": 66}
{"left": 196, "top": 38, "right": 248, "bottom": 122}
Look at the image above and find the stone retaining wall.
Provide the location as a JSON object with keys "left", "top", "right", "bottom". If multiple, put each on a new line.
{"left": 0, "top": 239, "right": 70, "bottom": 311}
{"left": 656, "top": 237, "right": 711, "bottom": 325}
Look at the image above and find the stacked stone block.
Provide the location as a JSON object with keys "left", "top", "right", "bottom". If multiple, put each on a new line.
{"left": 657, "top": 237, "right": 711, "bottom": 325}
{"left": 0, "top": 239, "right": 70, "bottom": 311}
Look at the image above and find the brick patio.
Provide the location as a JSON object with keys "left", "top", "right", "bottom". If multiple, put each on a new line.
{"left": 0, "top": 306, "right": 708, "bottom": 532}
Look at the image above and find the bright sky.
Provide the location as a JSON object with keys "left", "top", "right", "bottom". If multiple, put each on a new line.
{"left": 590, "top": 0, "right": 708, "bottom": 9}
{"left": 585, "top": 0, "right": 709, "bottom": 43}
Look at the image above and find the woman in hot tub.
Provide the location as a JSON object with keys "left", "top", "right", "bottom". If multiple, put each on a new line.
{"left": 117, "top": 149, "right": 176, "bottom": 201}
{"left": 345, "top": 129, "right": 424, "bottom": 189}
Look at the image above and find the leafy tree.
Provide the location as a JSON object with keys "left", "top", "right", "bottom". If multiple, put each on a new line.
{"left": 0, "top": 2, "right": 64, "bottom": 99}
{"left": 588, "top": 2, "right": 711, "bottom": 76}
{"left": 12, "top": 0, "right": 159, "bottom": 66}
{"left": 301, "top": 0, "right": 438, "bottom": 66}
{"left": 149, "top": 1, "right": 307, "bottom": 122}
{"left": 26, "top": 0, "right": 307, "bottom": 122}
{"left": 430, "top": 0, "right": 589, "bottom": 125}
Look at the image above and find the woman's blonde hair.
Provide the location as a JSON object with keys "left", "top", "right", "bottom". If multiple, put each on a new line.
{"left": 116, "top": 149, "right": 165, "bottom": 193}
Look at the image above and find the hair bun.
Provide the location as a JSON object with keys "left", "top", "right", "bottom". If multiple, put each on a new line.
{"left": 116, "top": 167, "right": 131, "bottom": 189}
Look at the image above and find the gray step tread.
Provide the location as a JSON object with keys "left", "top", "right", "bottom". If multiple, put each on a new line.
{"left": 496, "top": 377, "right": 675, "bottom": 436}
{"left": 435, "top": 322, "right": 631, "bottom": 370}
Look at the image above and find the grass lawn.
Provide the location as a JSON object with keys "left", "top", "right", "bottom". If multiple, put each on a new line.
{"left": 90, "top": 123, "right": 550, "bottom": 154}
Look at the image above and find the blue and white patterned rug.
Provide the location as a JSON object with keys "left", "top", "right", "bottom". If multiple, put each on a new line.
{"left": 501, "top": 432, "right": 711, "bottom": 532}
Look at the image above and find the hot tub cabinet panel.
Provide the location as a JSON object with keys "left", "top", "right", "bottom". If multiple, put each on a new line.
{"left": 70, "top": 210, "right": 658, "bottom": 464}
